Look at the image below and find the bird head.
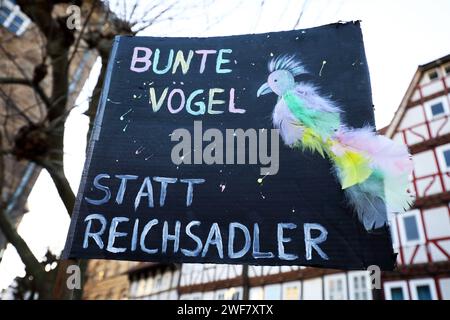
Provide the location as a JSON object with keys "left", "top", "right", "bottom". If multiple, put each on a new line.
{"left": 257, "top": 54, "right": 307, "bottom": 97}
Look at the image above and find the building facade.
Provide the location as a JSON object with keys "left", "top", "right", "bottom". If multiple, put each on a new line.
{"left": 382, "top": 54, "right": 450, "bottom": 300}
{"left": 82, "top": 260, "right": 132, "bottom": 300}
{"left": 128, "top": 263, "right": 180, "bottom": 300}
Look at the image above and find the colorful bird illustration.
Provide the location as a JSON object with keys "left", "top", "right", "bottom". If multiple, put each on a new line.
{"left": 257, "top": 55, "right": 414, "bottom": 231}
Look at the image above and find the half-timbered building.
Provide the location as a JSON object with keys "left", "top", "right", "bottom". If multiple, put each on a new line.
{"left": 126, "top": 55, "right": 450, "bottom": 301}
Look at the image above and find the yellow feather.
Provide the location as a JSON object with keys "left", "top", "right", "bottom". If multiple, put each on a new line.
{"left": 334, "top": 151, "right": 373, "bottom": 189}
{"left": 299, "top": 128, "right": 326, "bottom": 158}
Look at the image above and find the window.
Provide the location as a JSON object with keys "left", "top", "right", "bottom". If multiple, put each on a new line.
{"left": 8, "top": 14, "right": 22, "bottom": 33}
{"left": 416, "top": 285, "right": 432, "bottom": 300}
{"left": 404, "top": 216, "right": 420, "bottom": 240}
{"left": 399, "top": 210, "right": 425, "bottom": 246}
{"left": 215, "top": 289, "right": 226, "bottom": 300}
{"left": 430, "top": 102, "right": 445, "bottom": 117}
{"left": 324, "top": 274, "right": 347, "bottom": 300}
{"left": 410, "top": 279, "right": 437, "bottom": 300}
{"left": 0, "top": 6, "right": 11, "bottom": 24}
{"left": 444, "top": 64, "right": 450, "bottom": 75}
{"left": 303, "top": 278, "right": 322, "bottom": 300}
{"left": 0, "top": 0, "right": 30, "bottom": 35}
{"left": 282, "top": 281, "right": 301, "bottom": 300}
{"left": 222, "top": 287, "right": 243, "bottom": 300}
{"left": 436, "top": 144, "right": 450, "bottom": 173}
{"left": 428, "top": 70, "right": 439, "bottom": 81}
{"left": 425, "top": 98, "right": 448, "bottom": 120}
{"left": 228, "top": 287, "right": 243, "bottom": 300}
{"left": 249, "top": 287, "right": 264, "bottom": 300}
{"left": 444, "top": 149, "right": 450, "bottom": 168}
{"left": 384, "top": 281, "right": 409, "bottom": 300}
{"left": 391, "top": 287, "right": 405, "bottom": 300}
{"left": 348, "top": 271, "right": 372, "bottom": 300}
{"left": 264, "top": 284, "right": 282, "bottom": 300}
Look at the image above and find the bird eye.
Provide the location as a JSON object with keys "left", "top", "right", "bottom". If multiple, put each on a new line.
{"left": 274, "top": 79, "right": 278, "bottom": 82}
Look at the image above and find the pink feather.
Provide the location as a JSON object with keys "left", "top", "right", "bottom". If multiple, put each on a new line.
{"left": 294, "top": 82, "right": 342, "bottom": 114}
{"left": 272, "top": 99, "right": 305, "bottom": 147}
{"left": 333, "top": 126, "right": 413, "bottom": 176}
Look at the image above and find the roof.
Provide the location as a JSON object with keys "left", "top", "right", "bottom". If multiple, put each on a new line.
{"left": 419, "top": 54, "right": 450, "bottom": 72}
{"left": 385, "top": 53, "right": 450, "bottom": 138}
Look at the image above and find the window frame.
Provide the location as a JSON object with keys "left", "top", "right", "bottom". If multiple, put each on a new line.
{"left": 424, "top": 97, "right": 449, "bottom": 120}
{"left": 0, "top": 0, "right": 31, "bottom": 36}
{"left": 249, "top": 286, "right": 264, "bottom": 300}
{"left": 324, "top": 273, "right": 348, "bottom": 300}
{"left": 427, "top": 69, "right": 439, "bottom": 82}
{"left": 263, "top": 283, "right": 282, "bottom": 300}
{"left": 226, "top": 287, "right": 243, "bottom": 300}
{"left": 443, "top": 63, "right": 450, "bottom": 76}
{"left": 436, "top": 143, "right": 450, "bottom": 173}
{"left": 398, "top": 209, "right": 426, "bottom": 247}
{"left": 348, "top": 271, "right": 372, "bottom": 300}
{"left": 384, "top": 280, "right": 410, "bottom": 300}
{"left": 281, "top": 281, "right": 302, "bottom": 300}
{"left": 410, "top": 278, "right": 437, "bottom": 300}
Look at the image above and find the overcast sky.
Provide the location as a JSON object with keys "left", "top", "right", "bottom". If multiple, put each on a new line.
{"left": 1, "top": 0, "right": 450, "bottom": 290}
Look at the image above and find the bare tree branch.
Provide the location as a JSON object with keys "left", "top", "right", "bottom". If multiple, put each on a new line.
{"left": 0, "top": 77, "right": 52, "bottom": 110}
{"left": 67, "top": 0, "right": 98, "bottom": 67}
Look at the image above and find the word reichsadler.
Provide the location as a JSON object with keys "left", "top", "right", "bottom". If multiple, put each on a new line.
{"left": 82, "top": 215, "right": 330, "bottom": 262}
{"left": 80, "top": 173, "right": 330, "bottom": 262}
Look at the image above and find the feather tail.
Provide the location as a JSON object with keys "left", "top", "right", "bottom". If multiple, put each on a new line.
{"left": 332, "top": 150, "right": 373, "bottom": 189}
{"left": 341, "top": 171, "right": 388, "bottom": 231}
{"left": 332, "top": 126, "right": 414, "bottom": 219}
{"left": 337, "top": 166, "right": 413, "bottom": 231}
{"left": 334, "top": 126, "right": 413, "bottom": 176}
{"left": 384, "top": 173, "right": 415, "bottom": 212}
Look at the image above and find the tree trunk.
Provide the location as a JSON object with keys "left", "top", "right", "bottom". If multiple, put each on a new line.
{"left": 44, "top": 160, "right": 75, "bottom": 216}
{"left": 0, "top": 206, "right": 52, "bottom": 299}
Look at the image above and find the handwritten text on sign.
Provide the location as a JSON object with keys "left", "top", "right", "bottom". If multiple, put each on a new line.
{"left": 64, "top": 24, "right": 396, "bottom": 270}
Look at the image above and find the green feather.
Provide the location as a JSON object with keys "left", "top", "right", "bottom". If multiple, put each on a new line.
{"left": 283, "top": 91, "right": 340, "bottom": 139}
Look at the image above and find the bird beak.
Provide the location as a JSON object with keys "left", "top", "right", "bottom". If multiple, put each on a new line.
{"left": 257, "top": 82, "right": 272, "bottom": 97}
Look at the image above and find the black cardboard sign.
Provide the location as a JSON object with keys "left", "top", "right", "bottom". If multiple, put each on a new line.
{"left": 63, "top": 22, "right": 396, "bottom": 270}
